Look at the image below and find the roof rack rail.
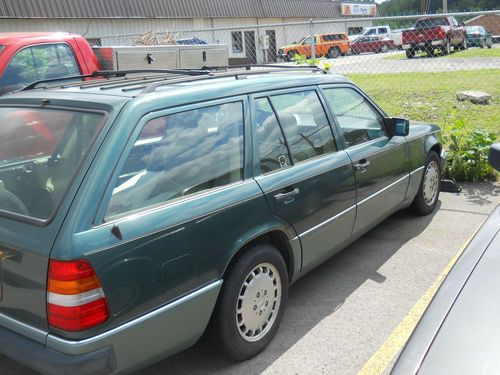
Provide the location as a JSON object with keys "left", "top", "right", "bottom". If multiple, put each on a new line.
{"left": 18, "top": 65, "right": 327, "bottom": 94}
{"left": 140, "top": 65, "right": 327, "bottom": 94}
{"left": 201, "top": 64, "right": 327, "bottom": 73}
{"left": 20, "top": 69, "right": 212, "bottom": 91}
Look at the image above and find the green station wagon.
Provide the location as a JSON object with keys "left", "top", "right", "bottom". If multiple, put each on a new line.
{"left": 0, "top": 66, "right": 445, "bottom": 374}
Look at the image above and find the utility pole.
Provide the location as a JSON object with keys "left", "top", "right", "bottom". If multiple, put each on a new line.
{"left": 420, "top": 0, "right": 426, "bottom": 14}
{"left": 443, "top": 0, "right": 448, "bottom": 13}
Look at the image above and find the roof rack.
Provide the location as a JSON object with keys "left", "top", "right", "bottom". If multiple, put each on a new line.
{"left": 19, "top": 65, "right": 327, "bottom": 94}
{"left": 20, "top": 69, "right": 212, "bottom": 91}
{"left": 201, "top": 64, "right": 326, "bottom": 73}
{"left": 140, "top": 65, "right": 327, "bottom": 94}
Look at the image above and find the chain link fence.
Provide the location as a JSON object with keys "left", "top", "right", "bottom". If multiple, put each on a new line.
{"left": 95, "top": 11, "right": 499, "bottom": 136}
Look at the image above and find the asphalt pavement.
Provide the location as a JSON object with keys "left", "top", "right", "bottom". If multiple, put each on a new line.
{"left": 324, "top": 45, "right": 500, "bottom": 74}
{"left": 1, "top": 182, "right": 498, "bottom": 375}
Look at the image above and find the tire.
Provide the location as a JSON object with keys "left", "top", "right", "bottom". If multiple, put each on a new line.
{"left": 410, "top": 151, "right": 441, "bottom": 216}
{"left": 211, "top": 244, "right": 288, "bottom": 360}
{"left": 380, "top": 45, "right": 389, "bottom": 53}
{"left": 405, "top": 49, "right": 415, "bottom": 59}
{"left": 459, "top": 38, "right": 467, "bottom": 50}
{"left": 286, "top": 51, "right": 296, "bottom": 61}
{"left": 328, "top": 47, "right": 340, "bottom": 59}
{"left": 441, "top": 39, "right": 451, "bottom": 55}
{"left": 425, "top": 45, "right": 434, "bottom": 57}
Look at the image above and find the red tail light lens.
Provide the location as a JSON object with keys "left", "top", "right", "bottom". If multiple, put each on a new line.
{"left": 47, "top": 259, "right": 109, "bottom": 331}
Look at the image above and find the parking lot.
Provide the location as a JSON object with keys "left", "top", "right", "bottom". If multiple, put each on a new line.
{"left": 323, "top": 45, "right": 500, "bottom": 74}
{"left": 1, "top": 182, "right": 497, "bottom": 375}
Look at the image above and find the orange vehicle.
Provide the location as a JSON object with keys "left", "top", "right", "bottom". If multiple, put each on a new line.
{"left": 279, "top": 32, "right": 351, "bottom": 60}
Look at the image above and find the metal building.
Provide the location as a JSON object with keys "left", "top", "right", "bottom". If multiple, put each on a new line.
{"left": 0, "top": 0, "right": 377, "bottom": 62}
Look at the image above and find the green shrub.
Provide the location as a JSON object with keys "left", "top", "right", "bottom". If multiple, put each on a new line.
{"left": 443, "top": 119, "right": 497, "bottom": 182}
{"left": 294, "top": 54, "right": 331, "bottom": 72}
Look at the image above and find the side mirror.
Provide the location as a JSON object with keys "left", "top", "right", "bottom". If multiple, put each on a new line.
{"left": 488, "top": 143, "right": 500, "bottom": 171}
{"left": 385, "top": 117, "right": 409, "bottom": 137}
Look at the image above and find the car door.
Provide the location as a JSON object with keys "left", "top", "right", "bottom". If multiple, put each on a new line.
{"left": 251, "top": 88, "right": 356, "bottom": 273}
{"left": 321, "top": 85, "right": 409, "bottom": 235}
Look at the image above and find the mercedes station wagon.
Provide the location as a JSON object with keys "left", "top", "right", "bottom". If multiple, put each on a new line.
{"left": 0, "top": 66, "right": 445, "bottom": 374}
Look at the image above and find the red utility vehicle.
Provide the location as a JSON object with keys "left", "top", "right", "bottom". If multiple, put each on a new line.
{"left": 0, "top": 33, "right": 99, "bottom": 95}
{"left": 350, "top": 36, "right": 396, "bottom": 54}
{"left": 402, "top": 16, "right": 467, "bottom": 58}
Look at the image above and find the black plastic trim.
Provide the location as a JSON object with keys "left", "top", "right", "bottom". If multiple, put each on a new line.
{"left": 0, "top": 325, "right": 116, "bottom": 375}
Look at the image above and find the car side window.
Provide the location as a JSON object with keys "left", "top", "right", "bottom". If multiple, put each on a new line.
{"left": 322, "top": 87, "right": 387, "bottom": 147}
{"left": 0, "top": 44, "right": 80, "bottom": 90}
{"left": 254, "top": 97, "right": 291, "bottom": 174}
{"left": 270, "top": 90, "right": 336, "bottom": 163}
{"left": 106, "top": 101, "right": 244, "bottom": 220}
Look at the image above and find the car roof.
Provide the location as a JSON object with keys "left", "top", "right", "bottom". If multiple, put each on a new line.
{"left": 4, "top": 67, "right": 352, "bottom": 105}
{"left": 0, "top": 32, "right": 78, "bottom": 46}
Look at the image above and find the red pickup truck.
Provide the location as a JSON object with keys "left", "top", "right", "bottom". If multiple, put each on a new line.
{"left": 0, "top": 32, "right": 228, "bottom": 95}
{"left": 0, "top": 33, "right": 99, "bottom": 95}
{"left": 402, "top": 16, "right": 467, "bottom": 58}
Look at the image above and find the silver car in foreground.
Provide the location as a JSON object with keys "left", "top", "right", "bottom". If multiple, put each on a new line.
{"left": 392, "top": 143, "right": 500, "bottom": 374}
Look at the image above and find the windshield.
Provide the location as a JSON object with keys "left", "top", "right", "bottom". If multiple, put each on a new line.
{"left": 0, "top": 107, "right": 105, "bottom": 221}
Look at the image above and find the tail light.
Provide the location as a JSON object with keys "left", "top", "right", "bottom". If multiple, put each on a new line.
{"left": 437, "top": 27, "right": 446, "bottom": 40}
{"left": 47, "top": 259, "right": 109, "bottom": 331}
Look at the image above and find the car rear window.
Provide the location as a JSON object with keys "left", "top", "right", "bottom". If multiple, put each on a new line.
{"left": 323, "top": 34, "right": 346, "bottom": 41}
{"left": 0, "top": 107, "right": 106, "bottom": 221}
{"left": 415, "top": 18, "right": 448, "bottom": 29}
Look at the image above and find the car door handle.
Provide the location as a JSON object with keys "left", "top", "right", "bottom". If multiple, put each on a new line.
{"left": 354, "top": 159, "right": 371, "bottom": 171}
{"left": 274, "top": 188, "right": 300, "bottom": 202}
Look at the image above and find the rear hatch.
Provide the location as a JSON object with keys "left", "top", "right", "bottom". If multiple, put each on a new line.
{"left": 0, "top": 105, "right": 106, "bottom": 336}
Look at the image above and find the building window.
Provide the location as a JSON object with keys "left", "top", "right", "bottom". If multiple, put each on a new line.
{"left": 231, "top": 31, "right": 243, "bottom": 53}
{"left": 348, "top": 27, "right": 363, "bottom": 36}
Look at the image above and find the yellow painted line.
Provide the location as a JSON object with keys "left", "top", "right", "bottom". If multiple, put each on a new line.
{"left": 357, "top": 225, "right": 483, "bottom": 375}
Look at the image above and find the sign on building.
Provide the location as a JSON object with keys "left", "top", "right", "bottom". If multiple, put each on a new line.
{"left": 341, "top": 3, "right": 377, "bottom": 16}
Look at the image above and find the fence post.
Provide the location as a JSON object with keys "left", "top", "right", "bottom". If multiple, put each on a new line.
{"left": 310, "top": 18, "right": 316, "bottom": 60}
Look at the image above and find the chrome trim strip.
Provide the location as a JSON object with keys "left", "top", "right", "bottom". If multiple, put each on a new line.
{"left": 95, "top": 179, "right": 258, "bottom": 229}
{"left": 299, "top": 204, "right": 356, "bottom": 237}
{"left": 358, "top": 174, "right": 410, "bottom": 206}
{"left": 0, "top": 312, "right": 47, "bottom": 343}
{"left": 47, "top": 280, "right": 223, "bottom": 346}
{"left": 255, "top": 156, "right": 352, "bottom": 184}
{"left": 410, "top": 166, "right": 425, "bottom": 175}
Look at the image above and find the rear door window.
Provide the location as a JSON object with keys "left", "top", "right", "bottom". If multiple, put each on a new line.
{"left": 106, "top": 101, "right": 244, "bottom": 220}
{"left": 254, "top": 97, "right": 291, "bottom": 174}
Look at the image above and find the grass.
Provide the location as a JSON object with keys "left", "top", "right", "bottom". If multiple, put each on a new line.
{"left": 347, "top": 69, "right": 500, "bottom": 138}
{"left": 384, "top": 46, "right": 500, "bottom": 60}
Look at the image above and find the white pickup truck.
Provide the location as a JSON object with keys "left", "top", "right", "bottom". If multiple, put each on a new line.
{"left": 349, "top": 25, "right": 403, "bottom": 49}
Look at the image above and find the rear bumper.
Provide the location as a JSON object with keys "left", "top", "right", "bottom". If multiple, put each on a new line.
{"left": 0, "top": 280, "right": 222, "bottom": 374}
{"left": 403, "top": 40, "right": 445, "bottom": 49}
{"left": 0, "top": 324, "right": 115, "bottom": 375}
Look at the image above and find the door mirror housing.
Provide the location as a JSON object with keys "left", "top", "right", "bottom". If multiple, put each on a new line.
{"left": 385, "top": 117, "right": 409, "bottom": 137}
{"left": 488, "top": 143, "right": 500, "bottom": 171}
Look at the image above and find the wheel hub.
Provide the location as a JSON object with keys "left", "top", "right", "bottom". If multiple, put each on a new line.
{"left": 423, "top": 161, "right": 439, "bottom": 206}
{"left": 236, "top": 263, "right": 281, "bottom": 342}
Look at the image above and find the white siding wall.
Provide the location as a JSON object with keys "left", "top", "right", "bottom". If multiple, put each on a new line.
{"left": 0, "top": 17, "right": 373, "bottom": 61}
